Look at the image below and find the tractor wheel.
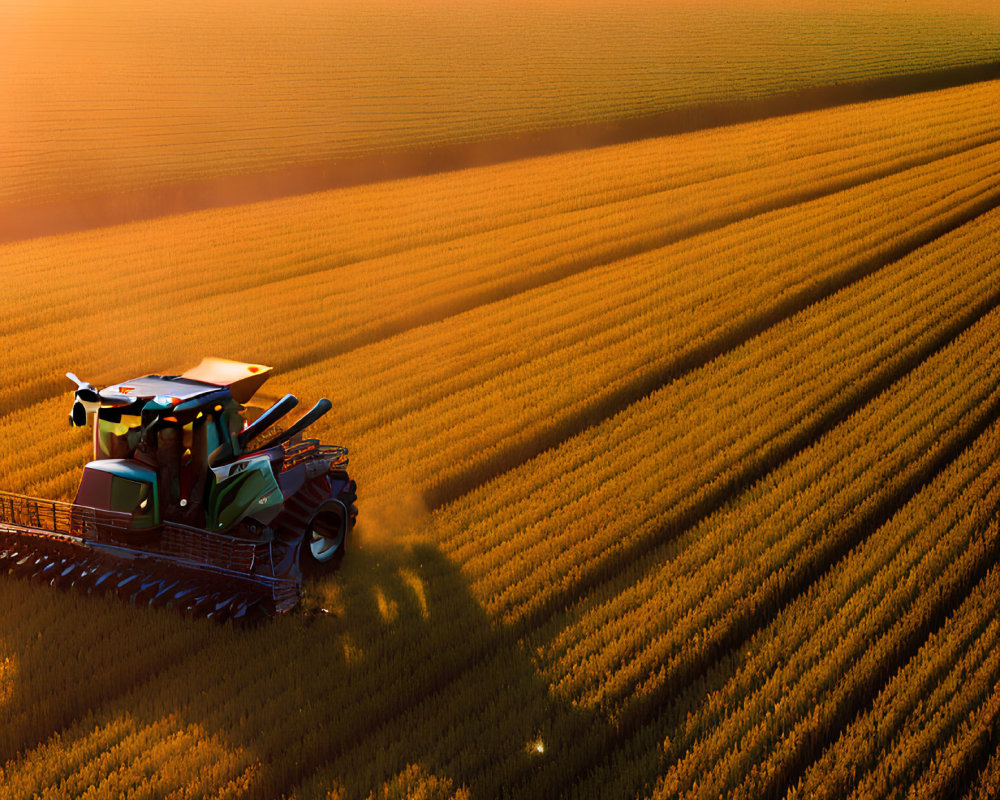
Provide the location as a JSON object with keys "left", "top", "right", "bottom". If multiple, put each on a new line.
{"left": 301, "top": 501, "right": 348, "bottom": 572}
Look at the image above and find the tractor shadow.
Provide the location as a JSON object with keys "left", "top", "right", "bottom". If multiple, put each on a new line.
{"left": 0, "top": 576, "right": 220, "bottom": 768}
{"left": 0, "top": 537, "right": 620, "bottom": 800}
{"left": 254, "top": 539, "right": 622, "bottom": 799}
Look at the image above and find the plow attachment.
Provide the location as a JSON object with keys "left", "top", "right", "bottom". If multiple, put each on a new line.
{"left": 0, "top": 492, "right": 300, "bottom": 622}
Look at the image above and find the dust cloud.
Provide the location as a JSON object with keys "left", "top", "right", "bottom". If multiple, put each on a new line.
{"left": 354, "top": 487, "right": 429, "bottom": 549}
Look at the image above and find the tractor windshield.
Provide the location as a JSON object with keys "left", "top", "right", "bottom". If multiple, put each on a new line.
{"left": 95, "top": 414, "right": 142, "bottom": 460}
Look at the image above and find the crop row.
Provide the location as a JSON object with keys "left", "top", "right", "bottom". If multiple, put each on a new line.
{"left": 357, "top": 764, "right": 468, "bottom": 800}
{"left": 5, "top": 135, "right": 1000, "bottom": 509}
{"left": 345, "top": 412, "right": 1000, "bottom": 800}
{"left": 541, "top": 298, "right": 1000, "bottom": 736}
{"left": 643, "top": 424, "right": 1000, "bottom": 799}
{"left": 7, "top": 75, "right": 996, "bottom": 338}
{"left": 125, "top": 205, "right": 1000, "bottom": 798}
{"left": 345, "top": 142, "right": 1000, "bottom": 507}
{"left": 5, "top": 1, "right": 999, "bottom": 207}
{"left": 426, "top": 199, "right": 1000, "bottom": 629}
{"left": 288, "top": 263, "right": 1000, "bottom": 800}
{"left": 15, "top": 86, "right": 968, "bottom": 776}
{"left": 2, "top": 82, "right": 999, "bottom": 416}
{"left": 557, "top": 355, "right": 1000, "bottom": 798}
{"left": 552, "top": 356, "right": 1000, "bottom": 798}
{"left": 2, "top": 162, "right": 999, "bottom": 797}
{"left": 792, "top": 566, "right": 1000, "bottom": 800}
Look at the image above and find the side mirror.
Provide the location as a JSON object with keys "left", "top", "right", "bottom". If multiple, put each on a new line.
{"left": 67, "top": 372, "right": 101, "bottom": 426}
{"left": 70, "top": 400, "right": 88, "bottom": 427}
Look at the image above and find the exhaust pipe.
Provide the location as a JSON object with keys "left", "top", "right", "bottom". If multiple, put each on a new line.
{"left": 237, "top": 394, "right": 299, "bottom": 449}
{"left": 257, "top": 399, "right": 333, "bottom": 450}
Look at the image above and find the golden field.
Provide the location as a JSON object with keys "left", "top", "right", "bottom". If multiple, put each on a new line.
{"left": 2, "top": 0, "right": 999, "bottom": 212}
{"left": 3, "top": 2, "right": 1000, "bottom": 797}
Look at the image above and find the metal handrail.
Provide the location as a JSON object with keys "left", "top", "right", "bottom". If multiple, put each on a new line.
{"left": 0, "top": 490, "right": 132, "bottom": 541}
{"left": 0, "top": 491, "right": 271, "bottom": 579}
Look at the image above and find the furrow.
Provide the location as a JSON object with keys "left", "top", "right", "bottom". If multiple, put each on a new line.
{"left": 2, "top": 84, "right": 999, "bottom": 417}
{"left": 288, "top": 262, "right": 1000, "bottom": 800}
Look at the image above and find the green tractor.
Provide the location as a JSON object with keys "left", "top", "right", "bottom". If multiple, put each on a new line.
{"left": 0, "top": 358, "right": 357, "bottom": 620}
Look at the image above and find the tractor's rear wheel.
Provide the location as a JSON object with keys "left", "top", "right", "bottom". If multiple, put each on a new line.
{"left": 302, "top": 501, "right": 348, "bottom": 571}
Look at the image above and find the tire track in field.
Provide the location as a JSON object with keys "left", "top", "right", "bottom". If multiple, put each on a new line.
{"left": 278, "top": 210, "right": 1000, "bottom": 800}
{"left": 3, "top": 62, "right": 999, "bottom": 243}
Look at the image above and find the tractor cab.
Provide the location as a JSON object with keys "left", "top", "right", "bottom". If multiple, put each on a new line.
{"left": 87, "top": 364, "right": 267, "bottom": 465}
{"left": 70, "top": 359, "right": 284, "bottom": 532}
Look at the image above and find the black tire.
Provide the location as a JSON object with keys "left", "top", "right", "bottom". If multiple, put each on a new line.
{"left": 301, "top": 500, "right": 348, "bottom": 572}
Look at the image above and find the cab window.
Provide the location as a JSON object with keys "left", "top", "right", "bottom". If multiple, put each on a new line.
{"left": 96, "top": 415, "right": 141, "bottom": 459}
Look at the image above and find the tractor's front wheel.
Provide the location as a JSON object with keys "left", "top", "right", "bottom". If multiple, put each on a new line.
{"left": 301, "top": 501, "right": 348, "bottom": 571}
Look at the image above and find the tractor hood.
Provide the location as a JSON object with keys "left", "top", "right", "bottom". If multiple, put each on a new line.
{"left": 74, "top": 459, "right": 159, "bottom": 529}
